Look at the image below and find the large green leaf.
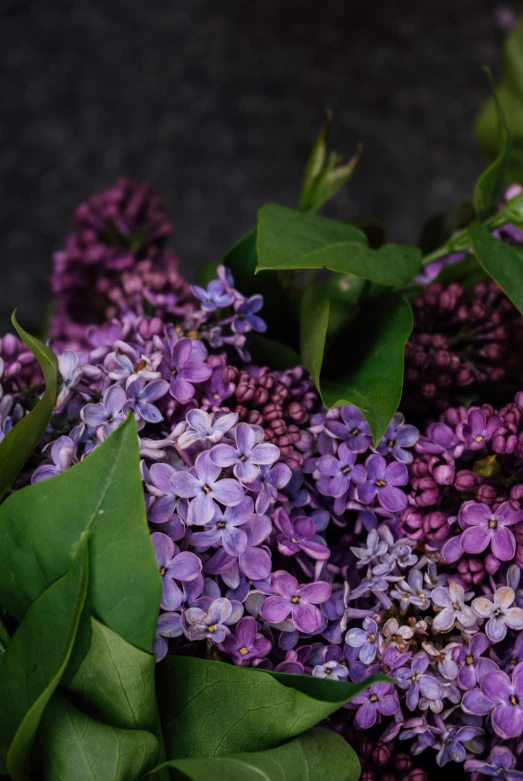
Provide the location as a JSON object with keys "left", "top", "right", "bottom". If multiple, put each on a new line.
{"left": 474, "top": 68, "right": 511, "bottom": 222}
{"left": 0, "top": 415, "right": 161, "bottom": 653}
{"left": 146, "top": 728, "right": 360, "bottom": 781}
{"left": 67, "top": 618, "right": 158, "bottom": 732}
{"left": 257, "top": 205, "right": 421, "bottom": 286}
{"left": 469, "top": 220, "right": 523, "bottom": 313}
{"left": 157, "top": 656, "right": 381, "bottom": 760}
{"left": 298, "top": 111, "right": 361, "bottom": 213}
{"left": 40, "top": 694, "right": 159, "bottom": 781}
{"left": 300, "top": 285, "right": 330, "bottom": 387}
{"left": 301, "top": 290, "right": 412, "bottom": 444}
{"left": 0, "top": 313, "right": 58, "bottom": 501}
{"left": 476, "top": 20, "right": 523, "bottom": 184}
{"left": 0, "top": 538, "right": 88, "bottom": 780}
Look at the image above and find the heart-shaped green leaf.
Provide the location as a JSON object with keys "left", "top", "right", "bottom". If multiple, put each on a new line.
{"left": 0, "top": 538, "right": 88, "bottom": 780}
{"left": 469, "top": 220, "right": 523, "bottom": 314}
{"left": 0, "top": 313, "right": 58, "bottom": 501}
{"left": 157, "top": 656, "right": 384, "bottom": 760}
{"left": 40, "top": 694, "right": 159, "bottom": 781}
{"left": 0, "top": 415, "right": 161, "bottom": 653}
{"left": 476, "top": 20, "right": 523, "bottom": 184}
{"left": 257, "top": 205, "right": 421, "bottom": 286}
{"left": 474, "top": 68, "right": 511, "bottom": 222}
{"left": 145, "top": 727, "right": 360, "bottom": 781}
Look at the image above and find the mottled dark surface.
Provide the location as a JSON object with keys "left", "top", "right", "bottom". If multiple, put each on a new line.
{"left": 0, "top": 0, "right": 509, "bottom": 331}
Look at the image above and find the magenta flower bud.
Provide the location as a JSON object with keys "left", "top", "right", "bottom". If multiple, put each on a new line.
{"left": 407, "top": 770, "right": 428, "bottom": 781}
{"left": 410, "top": 476, "right": 438, "bottom": 506}
{"left": 510, "top": 485, "right": 523, "bottom": 511}
{"left": 222, "top": 365, "right": 239, "bottom": 383}
{"left": 391, "top": 753, "right": 411, "bottom": 773}
{"left": 372, "top": 741, "right": 393, "bottom": 767}
{"left": 422, "top": 510, "right": 449, "bottom": 541}
{"left": 457, "top": 556, "right": 486, "bottom": 585}
{"left": 433, "top": 460, "right": 454, "bottom": 485}
{"left": 400, "top": 506, "right": 425, "bottom": 541}
{"left": 475, "top": 483, "right": 498, "bottom": 505}
{"left": 454, "top": 469, "right": 477, "bottom": 492}
{"left": 360, "top": 772, "right": 376, "bottom": 781}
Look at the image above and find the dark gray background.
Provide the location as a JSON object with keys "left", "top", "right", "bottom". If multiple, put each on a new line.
{"left": 0, "top": 0, "right": 513, "bottom": 332}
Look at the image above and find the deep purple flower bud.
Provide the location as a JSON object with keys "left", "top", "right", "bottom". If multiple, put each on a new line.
{"left": 360, "top": 772, "right": 376, "bottom": 781}
{"left": 391, "top": 753, "right": 411, "bottom": 773}
{"left": 485, "top": 552, "right": 501, "bottom": 575}
{"left": 475, "top": 483, "right": 498, "bottom": 505}
{"left": 410, "top": 477, "right": 438, "bottom": 507}
{"left": 372, "top": 741, "right": 393, "bottom": 767}
{"left": 422, "top": 510, "right": 449, "bottom": 542}
{"left": 407, "top": 771, "right": 428, "bottom": 781}
{"left": 454, "top": 469, "right": 477, "bottom": 492}
{"left": 457, "top": 556, "right": 486, "bottom": 586}
{"left": 400, "top": 506, "right": 425, "bottom": 541}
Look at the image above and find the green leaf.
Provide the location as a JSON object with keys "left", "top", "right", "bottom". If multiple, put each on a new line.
{"left": 0, "top": 313, "right": 58, "bottom": 501}
{"left": 469, "top": 220, "right": 523, "bottom": 313}
{"left": 320, "top": 294, "right": 413, "bottom": 443}
{"left": 40, "top": 694, "right": 159, "bottom": 781}
{"left": 67, "top": 618, "right": 158, "bottom": 732}
{"left": 300, "top": 288, "right": 412, "bottom": 444}
{"left": 299, "top": 110, "right": 361, "bottom": 213}
{"left": 474, "top": 68, "right": 511, "bottom": 221}
{"left": 257, "top": 205, "right": 421, "bottom": 286}
{"left": 146, "top": 728, "right": 359, "bottom": 781}
{"left": 0, "top": 415, "right": 161, "bottom": 653}
{"left": 476, "top": 20, "right": 523, "bottom": 184}
{"left": 249, "top": 335, "right": 301, "bottom": 371}
{"left": 157, "top": 656, "right": 381, "bottom": 759}
{"left": 300, "top": 285, "right": 330, "bottom": 387}
{"left": 0, "top": 538, "right": 88, "bottom": 780}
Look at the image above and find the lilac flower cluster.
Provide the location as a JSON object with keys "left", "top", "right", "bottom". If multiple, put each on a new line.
{"left": 49, "top": 177, "right": 193, "bottom": 349}
{"left": 404, "top": 280, "right": 523, "bottom": 419}
{"left": 13, "top": 179, "right": 523, "bottom": 779}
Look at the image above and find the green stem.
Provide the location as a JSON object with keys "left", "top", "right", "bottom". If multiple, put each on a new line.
{"left": 0, "top": 616, "right": 11, "bottom": 648}
{"left": 420, "top": 213, "right": 510, "bottom": 268}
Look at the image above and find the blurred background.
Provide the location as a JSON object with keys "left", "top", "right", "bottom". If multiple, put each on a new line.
{"left": 0, "top": 0, "right": 513, "bottom": 331}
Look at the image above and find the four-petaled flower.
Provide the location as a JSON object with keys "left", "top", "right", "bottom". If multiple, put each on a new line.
{"left": 460, "top": 501, "right": 522, "bottom": 562}
{"left": 351, "top": 682, "right": 399, "bottom": 729}
{"left": 376, "top": 412, "right": 419, "bottom": 463}
{"left": 431, "top": 582, "right": 476, "bottom": 633}
{"left": 455, "top": 633, "right": 499, "bottom": 690}
{"left": 395, "top": 652, "right": 444, "bottom": 711}
{"left": 125, "top": 377, "right": 169, "bottom": 424}
{"left": 325, "top": 405, "right": 372, "bottom": 452}
{"left": 249, "top": 462, "right": 292, "bottom": 514}
{"left": 273, "top": 507, "right": 330, "bottom": 561}
{"left": 190, "top": 496, "right": 254, "bottom": 557}
{"left": 316, "top": 442, "right": 367, "bottom": 498}
{"left": 177, "top": 409, "right": 238, "bottom": 449}
{"left": 82, "top": 384, "right": 127, "bottom": 438}
{"left": 345, "top": 617, "right": 380, "bottom": 664}
{"left": 153, "top": 612, "right": 183, "bottom": 661}
{"left": 357, "top": 455, "right": 408, "bottom": 512}
{"left": 210, "top": 422, "right": 279, "bottom": 481}
{"left": 185, "top": 597, "right": 239, "bottom": 643}
{"left": 191, "top": 279, "right": 234, "bottom": 312}
{"left": 260, "top": 571, "right": 331, "bottom": 634}
{"left": 380, "top": 617, "right": 414, "bottom": 652}
{"left": 456, "top": 407, "right": 501, "bottom": 450}
{"left": 465, "top": 747, "right": 523, "bottom": 779}
{"left": 151, "top": 532, "right": 202, "bottom": 611}
{"left": 232, "top": 295, "right": 267, "bottom": 334}
{"left": 472, "top": 586, "right": 523, "bottom": 643}
{"left": 313, "top": 660, "right": 349, "bottom": 680}
{"left": 159, "top": 337, "right": 212, "bottom": 402}
{"left": 220, "top": 616, "right": 271, "bottom": 665}
{"left": 170, "top": 450, "right": 244, "bottom": 525}
{"left": 436, "top": 726, "right": 481, "bottom": 767}
{"left": 462, "top": 663, "right": 523, "bottom": 739}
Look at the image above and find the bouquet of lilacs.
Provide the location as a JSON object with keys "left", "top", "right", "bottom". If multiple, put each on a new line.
{"left": 5, "top": 23, "right": 523, "bottom": 781}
